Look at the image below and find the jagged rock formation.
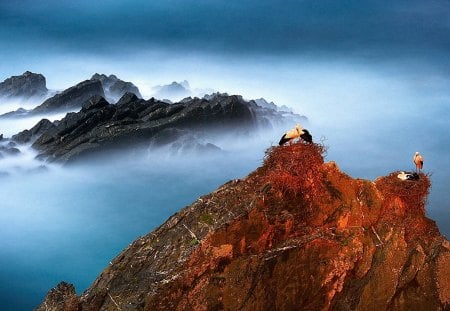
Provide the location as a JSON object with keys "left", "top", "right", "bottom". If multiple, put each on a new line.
{"left": 0, "top": 74, "right": 141, "bottom": 118}
{"left": 31, "top": 93, "right": 303, "bottom": 163}
{"left": 36, "top": 143, "right": 450, "bottom": 310}
{"left": 0, "top": 71, "right": 48, "bottom": 98}
{"left": 253, "top": 98, "right": 278, "bottom": 111}
{"left": 12, "top": 119, "right": 56, "bottom": 144}
{"left": 91, "top": 73, "right": 142, "bottom": 101}
{"left": 32, "top": 80, "right": 105, "bottom": 114}
{"left": 253, "top": 98, "right": 293, "bottom": 113}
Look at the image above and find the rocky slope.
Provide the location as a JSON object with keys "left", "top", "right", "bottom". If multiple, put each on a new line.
{"left": 30, "top": 93, "right": 305, "bottom": 163}
{"left": 37, "top": 143, "right": 450, "bottom": 310}
{"left": 32, "top": 79, "right": 105, "bottom": 114}
{"left": 0, "top": 71, "right": 48, "bottom": 98}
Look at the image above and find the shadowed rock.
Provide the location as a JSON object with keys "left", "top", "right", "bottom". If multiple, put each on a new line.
{"left": 32, "top": 80, "right": 105, "bottom": 114}
{"left": 32, "top": 93, "right": 300, "bottom": 163}
{"left": 12, "top": 119, "right": 56, "bottom": 144}
{"left": 0, "top": 71, "right": 47, "bottom": 98}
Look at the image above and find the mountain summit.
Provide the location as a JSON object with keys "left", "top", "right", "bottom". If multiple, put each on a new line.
{"left": 37, "top": 143, "right": 449, "bottom": 310}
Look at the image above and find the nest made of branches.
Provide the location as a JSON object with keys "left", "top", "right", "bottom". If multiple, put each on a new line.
{"left": 375, "top": 171, "right": 431, "bottom": 211}
{"left": 262, "top": 142, "right": 327, "bottom": 202}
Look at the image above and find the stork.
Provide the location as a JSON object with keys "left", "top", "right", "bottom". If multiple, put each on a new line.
{"left": 278, "top": 124, "right": 313, "bottom": 145}
{"left": 413, "top": 152, "right": 424, "bottom": 173}
{"left": 397, "top": 171, "right": 419, "bottom": 181}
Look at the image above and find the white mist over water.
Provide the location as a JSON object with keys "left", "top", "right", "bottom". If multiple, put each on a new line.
{"left": 0, "top": 54, "right": 449, "bottom": 310}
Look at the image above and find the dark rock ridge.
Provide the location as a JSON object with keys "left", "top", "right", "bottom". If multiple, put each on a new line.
{"left": 31, "top": 93, "right": 303, "bottom": 163}
{"left": 206, "top": 93, "right": 304, "bottom": 129}
{"left": 31, "top": 79, "right": 105, "bottom": 114}
{"left": 91, "top": 73, "right": 142, "bottom": 101}
{"left": 12, "top": 119, "right": 56, "bottom": 144}
{"left": 0, "top": 71, "right": 47, "bottom": 98}
{"left": 36, "top": 143, "right": 450, "bottom": 310}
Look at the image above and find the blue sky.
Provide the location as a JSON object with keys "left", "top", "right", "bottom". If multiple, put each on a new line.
{"left": 1, "top": 0, "right": 449, "bottom": 60}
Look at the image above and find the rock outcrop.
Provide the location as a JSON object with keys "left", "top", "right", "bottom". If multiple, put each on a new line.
{"left": 0, "top": 71, "right": 48, "bottom": 98}
{"left": 12, "top": 119, "right": 56, "bottom": 144}
{"left": 36, "top": 143, "right": 450, "bottom": 310}
{"left": 37, "top": 282, "right": 78, "bottom": 311}
{"left": 91, "top": 73, "right": 142, "bottom": 101}
{"left": 31, "top": 93, "right": 302, "bottom": 163}
{"left": 32, "top": 80, "right": 105, "bottom": 114}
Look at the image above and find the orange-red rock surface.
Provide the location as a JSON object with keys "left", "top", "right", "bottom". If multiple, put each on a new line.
{"left": 37, "top": 143, "right": 450, "bottom": 310}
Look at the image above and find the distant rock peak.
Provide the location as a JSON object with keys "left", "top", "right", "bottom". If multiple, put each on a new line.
{"left": 153, "top": 80, "right": 192, "bottom": 101}
{"left": 0, "top": 71, "right": 48, "bottom": 98}
{"left": 90, "top": 73, "right": 142, "bottom": 101}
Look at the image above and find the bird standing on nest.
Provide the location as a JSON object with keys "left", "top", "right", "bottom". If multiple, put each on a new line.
{"left": 278, "top": 124, "right": 313, "bottom": 145}
{"left": 413, "top": 152, "right": 424, "bottom": 173}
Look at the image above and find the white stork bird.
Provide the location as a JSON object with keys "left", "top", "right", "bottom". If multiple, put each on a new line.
{"left": 413, "top": 152, "right": 424, "bottom": 173}
{"left": 397, "top": 171, "right": 419, "bottom": 181}
{"left": 278, "top": 124, "right": 313, "bottom": 145}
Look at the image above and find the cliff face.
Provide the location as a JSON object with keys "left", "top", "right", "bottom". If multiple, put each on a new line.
{"left": 37, "top": 143, "right": 450, "bottom": 310}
